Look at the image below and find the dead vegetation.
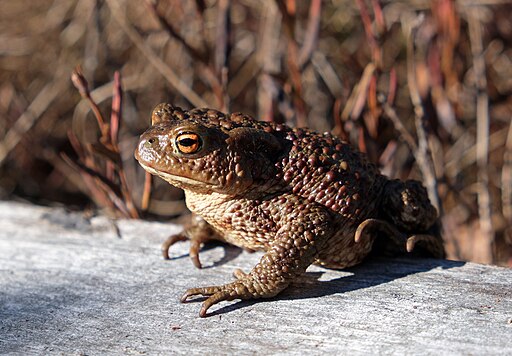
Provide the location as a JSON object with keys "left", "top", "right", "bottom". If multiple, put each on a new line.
{"left": 0, "top": 0, "right": 510, "bottom": 266}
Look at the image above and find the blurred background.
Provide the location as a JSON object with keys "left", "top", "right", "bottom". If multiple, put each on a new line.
{"left": 0, "top": 0, "right": 510, "bottom": 266}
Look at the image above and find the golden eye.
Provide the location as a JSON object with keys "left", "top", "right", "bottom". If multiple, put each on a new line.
{"left": 176, "top": 132, "right": 202, "bottom": 154}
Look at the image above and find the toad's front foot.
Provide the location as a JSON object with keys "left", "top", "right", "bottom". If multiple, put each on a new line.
{"left": 181, "top": 275, "right": 287, "bottom": 317}
{"left": 162, "top": 215, "right": 223, "bottom": 269}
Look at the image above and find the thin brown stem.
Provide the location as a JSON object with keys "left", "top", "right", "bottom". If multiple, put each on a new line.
{"left": 382, "top": 103, "right": 418, "bottom": 152}
{"left": 298, "top": 0, "right": 322, "bottom": 69}
{"left": 467, "top": 6, "right": 493, "bottom": 263}
{"left": 502, "top": 119, "right": 512, "bottom": 223}
{"left": 72, "top": 66, "right": 108, "bottom": 136}
{"left": 401, "top": 13, "right": 441, "bottom": 214}
{"left": 215, "top": 0, "right": 231, "bottom": 111}
{"left": 141, "top": 171, "right": 153, "bottom": 212}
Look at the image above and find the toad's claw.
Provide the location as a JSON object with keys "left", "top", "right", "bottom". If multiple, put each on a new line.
{"left": 180, "top": 286, "right": 222, "bottom": 302}
{"left": 406, "top": 234, "right": 445, "bottom": 257}
{"left": 181, "top": 281, "right": 251, "bottom": 317}
{"left": 162, "top": 233, "right": 203, "bottom": 268}
{"left": 406, "top": 235, "right": 422, "bottom": 252}
{"left": 188, "top": 239, "right": 202, "bottom": 268}
{"left": 354, "top": 218, "right": 403, "bottom": 244}
{"left": 232, "top": 268, "right": 248, "bottom": 279}
{"left": 162, "top": 234, "right": 187, "bottom": 260}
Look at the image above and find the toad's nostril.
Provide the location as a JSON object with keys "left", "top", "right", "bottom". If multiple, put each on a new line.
{"left": 145, "top": 137, "right": 158, "bottom": 148}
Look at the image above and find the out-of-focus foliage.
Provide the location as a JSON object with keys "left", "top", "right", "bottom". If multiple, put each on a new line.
{"left": 0, "top": 0, "right": 510, "bottom": 265}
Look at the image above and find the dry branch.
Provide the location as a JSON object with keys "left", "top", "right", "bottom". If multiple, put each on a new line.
{"left": 467, "top": 6, "right": 494, "bottom": 263}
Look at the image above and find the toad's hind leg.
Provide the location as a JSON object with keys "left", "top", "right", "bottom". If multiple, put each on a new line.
{"left": 354, "top": 218, "right": 445, "bottom": 258}
{"left": 181, "top": 203, "right": 333, "bottom": 317}
{"left": 163, "top": 215, "right": 224, "bottom": 269}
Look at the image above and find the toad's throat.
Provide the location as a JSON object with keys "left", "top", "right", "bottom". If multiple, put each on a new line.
{"left": 138, "top": 162, "right": 216, "bottom": 188}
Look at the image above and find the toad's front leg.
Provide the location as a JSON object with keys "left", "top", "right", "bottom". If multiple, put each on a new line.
{"left": 162, "top": 215, "right": 225, "bottom": 269}
{"left": 181, "top": 204, "right": 334, "bottom": 317}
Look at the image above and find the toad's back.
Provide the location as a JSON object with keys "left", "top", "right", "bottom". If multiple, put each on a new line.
{"left": 276, "top": 125, "right": 384, "bottom": 220}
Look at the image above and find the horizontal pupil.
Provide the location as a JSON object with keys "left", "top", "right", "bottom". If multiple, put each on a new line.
{"left": 179, "top": 138, "right": 197, "bottom": 147}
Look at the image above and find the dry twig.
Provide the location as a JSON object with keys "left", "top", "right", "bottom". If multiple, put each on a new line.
{"left": 467, "top": 6, "right": 494, "bottom": 263}
{"left": 69, "top": 67, "right": 139, "bottom": 218}
{"left": 503, "top": 119, "right": 512, "bottom": 223}
{"left": 401, "top": 12, "right": 441, "bottom": 213}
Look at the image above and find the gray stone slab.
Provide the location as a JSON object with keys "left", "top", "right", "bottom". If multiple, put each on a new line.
{"left": 0, "top": 201, "right": 511, "bottom": 355}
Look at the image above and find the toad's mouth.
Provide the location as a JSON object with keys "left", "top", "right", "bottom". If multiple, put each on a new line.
{"left": 137, "top": 161, "right": 220, "bottom": 189}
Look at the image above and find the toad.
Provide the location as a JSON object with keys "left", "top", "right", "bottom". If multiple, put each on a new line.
{"left": 135, "top": 103, "right": 444, "bottom": 317}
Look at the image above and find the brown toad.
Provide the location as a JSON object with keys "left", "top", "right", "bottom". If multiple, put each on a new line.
{"left": 135, "top": 103, "right": 444, "bottom": 317}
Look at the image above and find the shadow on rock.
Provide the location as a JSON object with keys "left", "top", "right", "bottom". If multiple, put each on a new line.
{"left": 204, "top": 257, "right": 465, "bottom": 317}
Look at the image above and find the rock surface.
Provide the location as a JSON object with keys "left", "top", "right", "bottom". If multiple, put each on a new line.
{"left": 0, "top": 201, "right": 511, "bottom": 355}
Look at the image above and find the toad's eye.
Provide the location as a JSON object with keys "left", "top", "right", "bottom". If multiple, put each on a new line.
{"left": 176, "top": 132, "right": 202, "bottom": 154}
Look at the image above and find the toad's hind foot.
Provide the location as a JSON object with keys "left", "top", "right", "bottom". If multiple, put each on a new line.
{"left": 162, "top": 215, "right": 223, "bottom": 269}
{"left": 355, "top": 218, "right": 445, "bottom": 258}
